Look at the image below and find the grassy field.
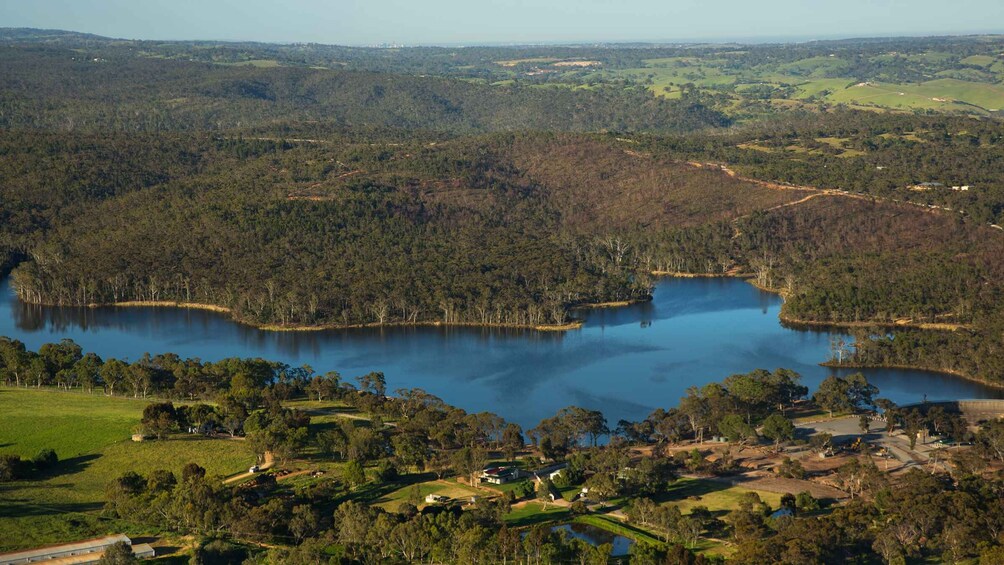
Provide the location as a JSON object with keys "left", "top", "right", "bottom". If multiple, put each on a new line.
{"left": 504, "top": 502, "right": 570, "bottom": 527}
{"left": 0, "top": 388, "right": 142, "bottom": 458}
{"left": 658, "top": 477, "right": 782, "bottom": 515}
{"left": 222, "top": 58, "right": 281, "bottom": 68}
{"left": 369, "top": 477, "right": 484, "bottom": 511}
{"left": 820, "top": 79, "right": 1004, "bottom": 112}
{"left": 565, "top": 50, "right": 1004, "bottom": 116}
{"left": 0, "top": 388, "right": 255, "bottom": 551}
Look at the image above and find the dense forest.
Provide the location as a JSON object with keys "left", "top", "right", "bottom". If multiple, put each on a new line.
{"left": 641, "top": 110, "right": 1004, "bottom": 224}
{"left": 2, "top": 132, "right": 793, "bottom": 328}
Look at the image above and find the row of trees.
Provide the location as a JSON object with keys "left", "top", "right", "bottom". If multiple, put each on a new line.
{"left": 0, "top": 448, "right": 58, "bottom": 482}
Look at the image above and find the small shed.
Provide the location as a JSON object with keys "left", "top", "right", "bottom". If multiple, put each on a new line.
{"left": 425, "top": 494, "right": 449, "bottom": 504}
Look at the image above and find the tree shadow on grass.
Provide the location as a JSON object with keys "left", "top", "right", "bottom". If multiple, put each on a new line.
{"left": 340, "top": 472, "right": 438, "bottom": 506}
{"left": 506, "top": 506, "right": 571, "bottom": 528}
{"left": 307, "top": 420, "right": 341, "bottom": 435}
{"left": 42, "top": 453, "right": 100, "bottom": 479}
{"left": 0, "top": 498, "right": 103, "bottom": 518}
{"left": 151, "top": 548, "right": 185, "bottom": 561}
{"left": 652, "top": 477, "right": 734, "bottom": 506}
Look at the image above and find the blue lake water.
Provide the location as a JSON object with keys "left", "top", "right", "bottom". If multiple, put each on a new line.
{"left": 2, "top": 277, "right": 1000, "bottom": 429}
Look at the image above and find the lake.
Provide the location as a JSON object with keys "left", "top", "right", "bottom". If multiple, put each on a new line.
{"left": 552, "top": 523, "right": 633, "bottom": 556}
{"left": 2, "top": 277, "right": 1000, "bottom": 429}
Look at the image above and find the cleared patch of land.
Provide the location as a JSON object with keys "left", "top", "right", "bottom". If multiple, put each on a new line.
{"left": 657, "top": 477, "right": 782, "bottom": 515}
{"left": 0, "top": 388, "right": 254, "bottom": 551}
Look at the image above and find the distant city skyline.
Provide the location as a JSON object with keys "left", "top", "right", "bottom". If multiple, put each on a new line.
{"left": 1, "top": 0, "right": 1003, "bottom": 46}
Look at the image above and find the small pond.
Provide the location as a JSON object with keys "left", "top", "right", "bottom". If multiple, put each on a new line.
{"left": 553, "top": 522, "right": 634, "bottom": 556}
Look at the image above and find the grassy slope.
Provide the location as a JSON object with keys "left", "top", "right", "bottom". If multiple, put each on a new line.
{"left": 0, "top": 388, "right": 254, "bottom": 551}
{"left": 504, "top": 502, "right": 571, "bottom": 527}
{"left": 658, "top": 477, "right": 782, "bottom": 515}
{"left": 370, "top": 479, "right": 483, "bottom": 512}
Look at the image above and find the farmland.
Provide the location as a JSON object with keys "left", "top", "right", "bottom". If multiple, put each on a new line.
{"left": 657, "top": 477, "right": 782, "bottom": 515}
{"left": 0, "top": 388, "right": 254, "bottom": 551}
{"left": 585, "top": 53, "right": 1004, "bottom": 115}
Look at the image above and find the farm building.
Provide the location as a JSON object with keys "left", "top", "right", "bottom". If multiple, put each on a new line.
{"left": 480, "top": 466, "right": 522, "bottom": 484}
{"left": 532, "top": 462, "right": 569, "bottom": 479}
{"left": 0, "top": 535, "right": 155, "bottom": 565}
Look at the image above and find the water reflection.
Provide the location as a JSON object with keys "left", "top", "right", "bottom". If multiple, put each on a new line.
{"left": 3, "top": 277, "right": 1001, "bottom": 429}
{"left": 552, "top": 523, "right": 633, "bottom": 556}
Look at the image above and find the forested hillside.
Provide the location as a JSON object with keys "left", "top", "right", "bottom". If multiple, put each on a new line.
{"left": 0, "top": 47, "right": 728, "bottom": 134}
{"left": 4, "top": 133, "right": 798, "bottom": 329}
{"left": 640, "top": 109, "right": 1004, "bottom": 224}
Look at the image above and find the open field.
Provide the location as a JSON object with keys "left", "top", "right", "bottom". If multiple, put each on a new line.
{"left": 658, "top": 477, "right": 783, "bottom": 515}
{"left": 504, "top": 502, "right": 571, "bottom": 527}
{"left": 824, "top": 79, "right": 1004, "bottom": 112}
{"left": 579, "top": 51, "right": 1004, "bottom": 115}
{"left": 369, "top": 477, "right": 484, "bottom": 511}
{"left": 0, "top": 388, "right": 254, "bottom": 551}
{"left": 0, "top": 388, "right": 141, "bottom": 458}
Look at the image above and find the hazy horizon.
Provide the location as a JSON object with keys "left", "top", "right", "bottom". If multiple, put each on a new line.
{"left": 1, "top": 0, "right": 1003, "bottom": 47}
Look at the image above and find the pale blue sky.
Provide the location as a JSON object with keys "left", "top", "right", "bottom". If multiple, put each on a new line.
{"left": 1, "top": 0, "right": 1002, "bottom": 46}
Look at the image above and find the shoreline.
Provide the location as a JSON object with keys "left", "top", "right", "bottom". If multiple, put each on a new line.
{"left": 570, "top": 296, "right": 652, "bottom": 310}
{"left": 821, "top": 361, "right": 1004, "bottom": 390}
{"left": 103, "top": 300, "right": 232, "bottom": 314}
{"left": 739, "top": 278, "right": 970, "bottom": 332}
{"left": 256, "top": 319, "right": 587, "bottom": 332}
{"left": 650, "top": 270, "right": 750, "bottom": 278}
{"left": 655, "top": 271, "right": 988, "bottom": 386}
{"left": 84, "top": 299, "right": 586, "bottom": 333}
{"left": 40, "top": 276, "right": 977, "bottom": 335}
{"left": 778, "top": 313, "right": 970, "bottom": 333}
